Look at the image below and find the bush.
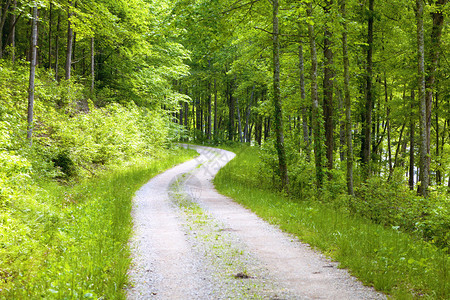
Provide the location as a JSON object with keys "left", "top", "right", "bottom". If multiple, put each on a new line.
{"left": 259, "top": 137, "right": 316, "bottom": 198}
{"left": 253, "top": 136, "right": 450, "bottom": 250}
{"left": 354, "top": 174, "right": 450, "bottom": 249}
{"left": 0, "top": 60, "right": 191, "bottom": 298}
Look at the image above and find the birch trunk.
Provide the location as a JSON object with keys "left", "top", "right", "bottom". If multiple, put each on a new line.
{"left": 91, "top": 37, "right": 95, "bottom": 94}
{"left": 416, "top": 0, "right": 428, "bottom": 197}
{"left": 65, "top": 1, "right": 73, "bottom": 80}
{"left": 27, "top": 3, "right": 38, "bottom": 144}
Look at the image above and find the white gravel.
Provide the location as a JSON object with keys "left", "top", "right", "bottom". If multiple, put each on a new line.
{"left": 127, "top": 145, "right": 386, "bottom": 299}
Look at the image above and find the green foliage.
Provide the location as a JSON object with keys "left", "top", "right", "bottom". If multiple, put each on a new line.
{"left": 46, "top": 102, "right": 172, "bottom": 177}
{"left": 52, "top": 151, "right": 75, "bottom": 178}
{"left": 259, "top": 136, "right": 316, "bottom": 199}
{"left": 0, "top": 54, "right": 196, "bottom": 297}
{"left": 0, "top": 148, "right": 196, "bottom": 298}
{"left": 353, "top": 174, "right": 450, "bottom": 249}
{"left": 258, "top": 130, "right": 450, "bottom": 251}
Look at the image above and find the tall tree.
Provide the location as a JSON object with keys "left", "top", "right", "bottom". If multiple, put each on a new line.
{"left": 409, "top": 90, "right": 415, "bottom": 190}
{"left": 48, "top": 1, "right": 52, "bottom": 69}
{"left": 299, "top": 42, "right": 310, "bottom": 159}
{"left": 11, "top": 0, "right": 17, "bottom": 62}
{"left": 416, "top": 0, "right": 428, "bottom": 196}
{"left": 55, "top": 13, "right": 60, "bottom": 80}
{"left": 90, "top": 37, "right": 94, "bottom": 95}
{"left": 27, "top": 2, "right": 38, "bottom": 145}
{"left": 272, "top": 0, "right": 288, "bottom": 191}
{"left": 214, "top": 78, "right": 218, "bottom": 138}
{"left": 323, "top": 0, "right": 334, "bottom": 173}
{"left": 0, "top": 0, "right": 12, "bottom": 59}
{"left": 308, "top": 2, "right": 323, "bottom": 188}
{"left": 65, "top": 1, "right": 74, "bottom": 80}
{"left": 362, "top": 0, "right": 375, "bottom": 179}
{"left": 341, "top": 0, "right": 354, "bottom": 196}
{"left": 424, "top": 0, "right": 446, "bottom": 187}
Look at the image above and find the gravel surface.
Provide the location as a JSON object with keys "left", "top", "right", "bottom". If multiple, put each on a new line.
{"left": 127, "top": 145, "right": 386, "bottom": 299}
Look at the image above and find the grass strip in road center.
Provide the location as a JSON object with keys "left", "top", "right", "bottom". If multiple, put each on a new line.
{"left": 168, "top": 170, "right": 289, "bottom": 299}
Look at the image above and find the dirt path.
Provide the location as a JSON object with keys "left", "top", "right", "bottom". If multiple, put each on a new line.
{"left": 127, "top": 145, "right": 385, "bottom": 299}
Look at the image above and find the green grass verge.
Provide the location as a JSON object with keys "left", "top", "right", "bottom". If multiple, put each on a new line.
{"left": 0, "top": 147, "right": 197, "bottom": 299}
{"left": 214, "top": 145, "right": 449, "bottom": 299}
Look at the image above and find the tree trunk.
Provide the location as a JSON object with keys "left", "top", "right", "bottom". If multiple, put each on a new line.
{"left": 338, "top": 88, "right": 345, "bottom": 162}
{"left": 256, "top": 114, "right": 262, "bottom": 146}
{"left": 214, "top": 78, "right": 218, "bottom": 138}
{"left": 55, "top": 13, "right": 60, "bottom": 80}
{"left": 10, "top": 0, "right": 17, "bottom": 62}
{"left": 323, "top": 0, "right": 334, "bottom": 173}
{"left": 184, "top": 101, "right": 188, "bottom": 128}
{"left": 91, "top": 37, "right": 95, "bottom": 95}
{"left": 27, "top": 3, "right": 38, "bottom": 145}
{"left": 195, "top": 98, "right": 200, "bottom": 139}
{"left": 65, "top": 1, "right": 74, "bottom": 80}
{"left": 0, "top": 0, "right": 13, "bottom": 59}
{"left": 438, "top": 114, "right": 446, "bottom": 184}
{"left": 409, "top": 90, "right": 415, "bottom": 190}
{"left": 362, "top": 0, "right": 374, "bottom": 179}
{"left": 192, "top": 97, "right": 195, "bottom": 137}
{"left": 416, "top": 0, "right": 428, "bottom": 197}
{"left": 425, "top": 0, "right": 446, "bottom": 186}
{"left": 435, "top": 92, "right": 440, "bottom": 184}
{"left": 341, "top": 0, "right": 354, "bottom": 195}
{"left": 208, "top": 81, "right": 212, "bottom": 140}
{"left": 308, "top": 3, "right": 323, "bottom": 188}
{"left": 0, "top": 3, "right": 3, "bottom": 59}
{"left": 385, "top": 75, "right": 393, "bottom": 178}
{"left": 299, "top": 42, "right": 310, "bottom": 160}
{"left": 244, "top": 85, "right": 255, "bottom": 143}
{"left": 264, "top": 117, "right": 271, "bottom": 141}
{"left": 236, "top": 96, "right": 243, "bottom": 143}
{"left": 228, "top": 82, "right": 235, "bottom": 141}
{"left": 48, "top": 1, "right": 52, "bottom": 69}
{"left": 393, "top": 123, "right": 406, "bottom": 169}
{"left": 273, "top": 0, "right": 289, "bottom": 191}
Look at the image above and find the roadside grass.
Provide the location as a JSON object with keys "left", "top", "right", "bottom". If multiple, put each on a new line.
{"left": 0, "top": 147, "right": 197, "bottom": 299}
{"left": 214, "top": 145, "right": 449, "bottom": 299}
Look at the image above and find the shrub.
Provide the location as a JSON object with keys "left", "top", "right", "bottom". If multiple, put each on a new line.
{"left": 259, "top": 137, "right": 316, "bottom": 198}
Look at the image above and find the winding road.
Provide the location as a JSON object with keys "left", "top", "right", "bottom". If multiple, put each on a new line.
{"left": 127, "top": 145, "right": 385, "bottom": 299}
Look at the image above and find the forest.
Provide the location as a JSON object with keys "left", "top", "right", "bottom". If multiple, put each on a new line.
{"left": 173, "top": 0, "right": 450, "bottom": 196}
{"left": 172, "top": 0, "right": 450, "bottom": 251}
{"left": 0, "top": 0, "right": 449, "bottom": 298}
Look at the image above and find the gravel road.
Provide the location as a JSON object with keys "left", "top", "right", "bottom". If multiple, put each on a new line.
{"left": 127, "top": 145, "right": 386, "bottom": 299}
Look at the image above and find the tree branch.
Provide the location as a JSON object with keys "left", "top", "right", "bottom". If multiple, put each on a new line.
{"left": 222, "top": 0, "right": 262, "bottom": 14}
{"left": 254, "top": 26, "right": 273, "bottom": 35}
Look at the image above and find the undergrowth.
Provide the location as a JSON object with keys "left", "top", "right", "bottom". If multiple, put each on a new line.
{"left": 214, "top": 145, "right": 449, "bottom": 299}
{"left": 0, "top": 147, "right": 197, "bottom": 299}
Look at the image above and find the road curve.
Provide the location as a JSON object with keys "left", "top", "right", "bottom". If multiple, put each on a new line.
{"left": 127, "top": 145, "right": 385, "bottom": 299}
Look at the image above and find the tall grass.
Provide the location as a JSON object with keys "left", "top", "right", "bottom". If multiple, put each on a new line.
{"left": 0, "top": 148, "right": 196, "bottom": 299}
{"left": 214, "top": 145, "right": 449, "bottom": 299}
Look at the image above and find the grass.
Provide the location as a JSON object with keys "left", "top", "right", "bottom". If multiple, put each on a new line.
{"left": 214, "top": 145, "right": 449, "bottom": 299}
{"left": 0, "top": 147, "right": 197, "bottom": 299}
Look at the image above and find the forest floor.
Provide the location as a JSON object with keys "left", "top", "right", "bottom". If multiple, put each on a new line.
{"left": 126, "top": 145, "right": 386, "bottom": 299}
